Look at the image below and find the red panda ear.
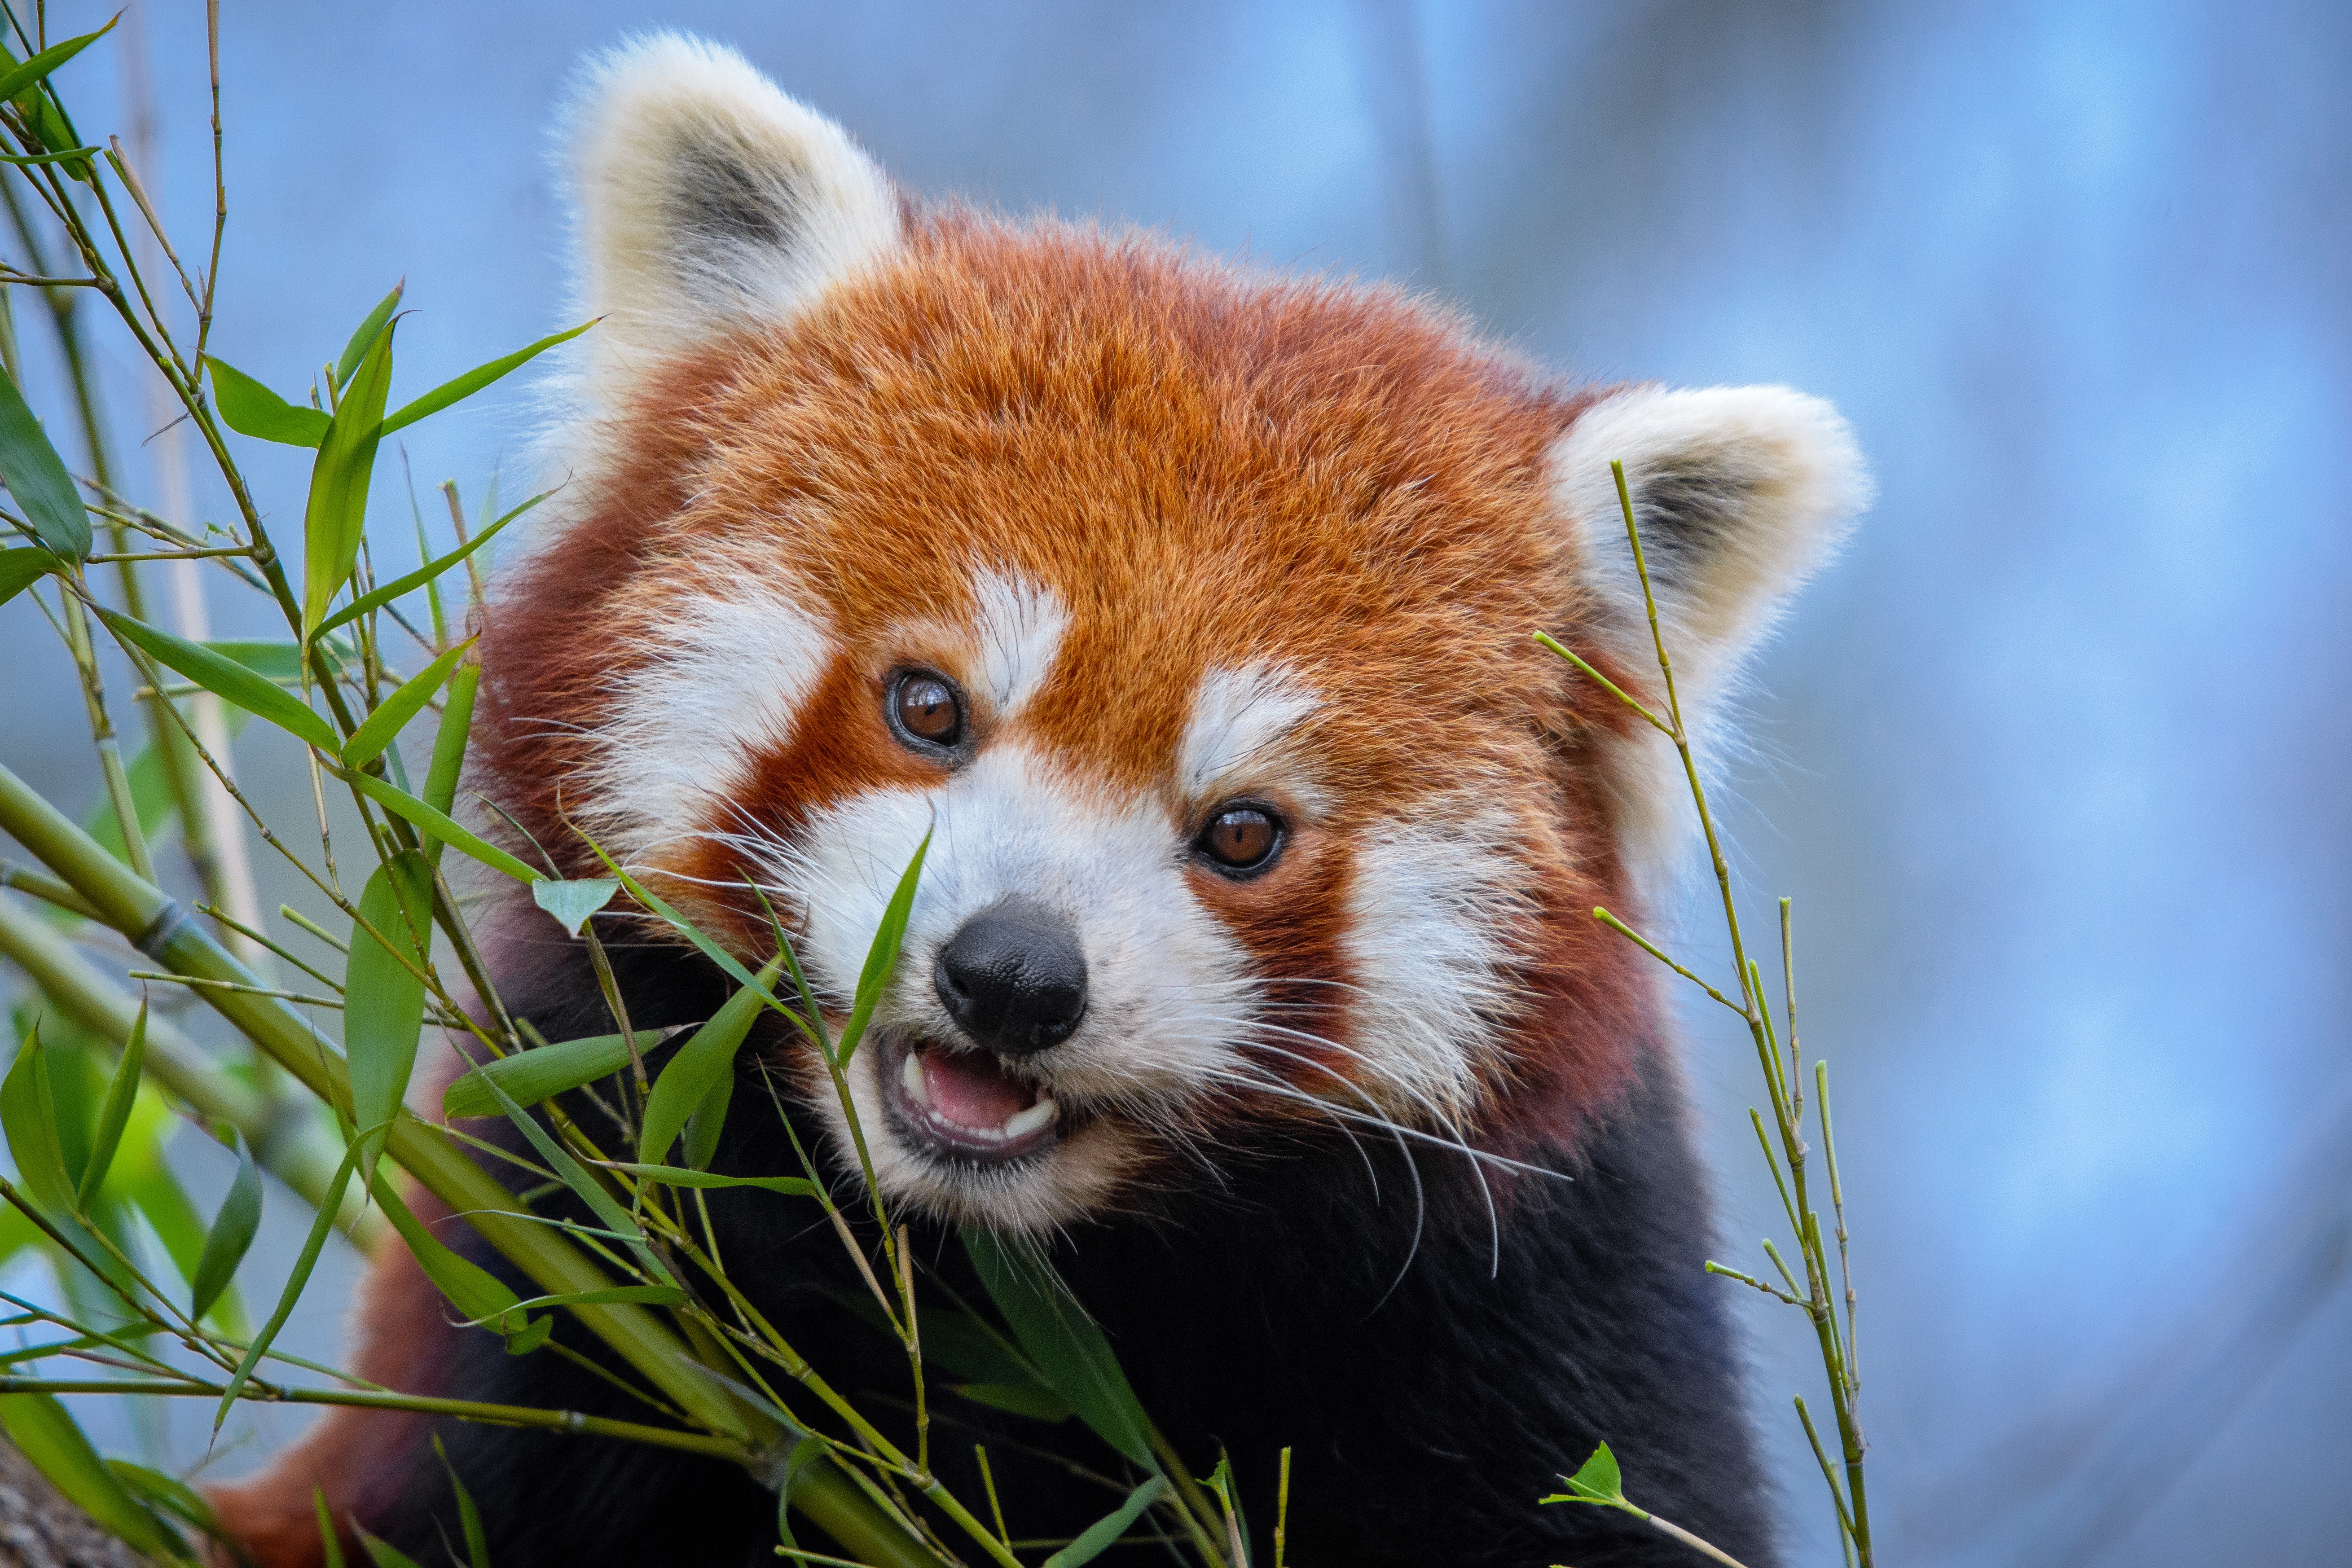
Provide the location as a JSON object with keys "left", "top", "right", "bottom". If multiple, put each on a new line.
{"left": 1548, "top": 385, "right": 1873, "bottom": 878}
{"left": 559, "top": 33, "right": 901, "bottom": 398}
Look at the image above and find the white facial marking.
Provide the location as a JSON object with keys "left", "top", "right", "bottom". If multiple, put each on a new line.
{"left": 1341, "top": 796, "right": 1533, "bottom": 1120}
{"left": 745, "top": 743, "right": 1254, "bottom": 1231}
{"left": 1179, "top": 663, "right": 1321, "bottom": 801}
{"left": 970, "top": 571, "right": 1069, "bottom": 716}
{"left": 579, "top": 580, "right": 833, "bottom": 862}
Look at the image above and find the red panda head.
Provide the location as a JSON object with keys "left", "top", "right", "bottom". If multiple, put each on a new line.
{"left": 477, "top": 35, "right": 1872, "bottom": 1232}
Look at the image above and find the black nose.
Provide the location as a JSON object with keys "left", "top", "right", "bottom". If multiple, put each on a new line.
{"left": 933, "top": 898, "right": 1089, "bottom": 1054}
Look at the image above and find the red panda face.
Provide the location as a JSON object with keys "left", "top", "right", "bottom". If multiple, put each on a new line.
{"left": 480, "top": 37, "right": 1870, "bottom": 1232}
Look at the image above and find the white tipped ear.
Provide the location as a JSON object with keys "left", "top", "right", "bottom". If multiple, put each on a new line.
{"left": 1549, "top": 384, "right": 1873, "bottom": 879}
{"left": 562, "top": 34, "right": 901, "bottom": 394}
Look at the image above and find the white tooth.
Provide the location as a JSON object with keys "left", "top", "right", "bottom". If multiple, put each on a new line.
{"left": 1002, "top": 1098, "right": 1059, "bottom": 1140}
{"left": 901, "top": 1049, "right": 931, "bottom": 1109}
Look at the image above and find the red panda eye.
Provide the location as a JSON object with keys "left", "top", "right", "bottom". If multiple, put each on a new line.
{"left": 890, "top": 671, "right": 963, "bottom": 749}
{"left": 1196, "top": 805, "right": 1282, "bottom": 874}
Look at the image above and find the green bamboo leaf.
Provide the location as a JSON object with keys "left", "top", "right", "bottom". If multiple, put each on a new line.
{"left": 203, "top": 356, "right": 330, "bottom": 447}
{"left": 953, "top": 1381, "right": 1075, "bottom": 1422}
{"left": 961, "top": 1226, "right": 1156, "bottom": 1468}
{"left": 0, "top": 22, "right": 111, "bottom": 180}
{"left": 601, "top": 1164, "right": 816, "bottom": 1197}
{"left": 216, "top": 1135, "right": 365, "bottom": 1427}
{"left": 0, "top": 356, "right": 88, "bottom": 560}
{"left": 772, "top": 1432, "right": 830, "bottom": 1557}
{"left": 530, "top": 877, "right": 620, "bottom": 939}
{"left": 73, "top": 998, "right": 144, "bottom": 1210}
{"left": 314, "top": 1485, "right": 347, "bottom": 1568}
{"left": 97, "top": 607, "right": 339, "bottom": 751}
{"left": 381, "top": 321, "right": 595, "bottom": 435}
{"left": 838, "top": 831, "right": 930, "bottom": 1067}
{"left": 0, "top": 543, "right": 56, "bottom": 605}
{"left": 121, "top": 1156, "right": 245, "bottom": 1336}
{"left": 1200, "top": 1450, "right": 1249, "bottom": 1559}
{"left": 1544, "top": 1442, "right": 1626, "bottom": 1505}
{"left": 188, "top": 1133, "right": 262, "bottom": 1321}
{"left": 457, "top": 1284, "right": 686, "bottom": 1322}
{"left": 0, "top": 20, "right": 117, "bottom": 110}
{"left": 316, "top": 492, "right": 546, "bottom": 640}
{"left": 340, "top": 637, "right": 475, "bottom": 768}
{"left": 1042, "top": 1475, "right": 1169, "bottom": 1568}
{"left": 373, "top": 1176, "right": 538, "bottom": 1351}
{"left": 336, "top": 283, "right": 405, "bottom": 390}
{"left": 442, "top": 1030, "right": 673, "bottom": 1120}
{"left": 339, "top": 767, "right": 542, "bottom": 884}
{"left": 110, "top": 1457, "right": 233, "bottom": 1550}
{"left": 0, "top": 1392, "right": 180, "bottom": 1559}
{"left": 302, "top": 316, "right": 398, "bottom": 638}
{"left": 0, "top": 1026, "right": 75, "bottom": 1217}
{"left": 637, "top": 957, "right": 784, "bottom": 1164}
{"left": 203, "top": 639, "right": 352, "bottom": 681}
{"left": 680, "top": 1074, "right": 730, "bottom": 1172}
{"left": 423, "top": 662, "right": 477, "bottom": 811}
{"left": 432, "top": 1434, "right": 492, "bottom": 1568}
{"left": 473, "top": 1068, "right": 675, "bottom": 1288}
{"left": 572, "top": 830, "right": 796, "bottom": 1025}
{"left": 355, "top": 1524, "right": 425, "bottom": 1568}
{"left": 346, "top": 853, "right": 432, "bottom": 1176}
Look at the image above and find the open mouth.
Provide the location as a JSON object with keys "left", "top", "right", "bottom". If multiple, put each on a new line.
{"left": 880, "top": 1031, "right": 1063, "bottom": 1164}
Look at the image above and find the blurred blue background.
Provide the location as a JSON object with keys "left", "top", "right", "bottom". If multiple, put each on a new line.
{"left": 1, "top": 2, "right": 2346, "bottom": 1563}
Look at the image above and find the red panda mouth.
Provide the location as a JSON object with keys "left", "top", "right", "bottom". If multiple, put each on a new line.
{"left": 880, "top": 1032, "right": 1063, "bottom": 1163}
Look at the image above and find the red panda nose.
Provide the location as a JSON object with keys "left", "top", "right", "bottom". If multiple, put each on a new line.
{"left": 932, "top": 897, "right": 1090, "bottom": 1055}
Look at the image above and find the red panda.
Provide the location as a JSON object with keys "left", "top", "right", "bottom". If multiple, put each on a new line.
{"left": 208, "top": 33, "right": 1869, "bottom": 1568}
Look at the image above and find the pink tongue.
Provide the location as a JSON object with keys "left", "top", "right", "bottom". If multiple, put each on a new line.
{"left": 920, "top": 1050, "right": 1036, "bottom": 1129}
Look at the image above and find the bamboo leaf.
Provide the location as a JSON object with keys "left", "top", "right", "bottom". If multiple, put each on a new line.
{"left": 0, "top": 356, "right": 88, "bottom": 560}
{"left": 1042, "top": 1475, "right": 1169, "bottom": 1568}
{"left": 473, "top": 1068, "right": 675, "bottom": 1288}
{"left": 0, "top": 544, "right": 56, "bottom": 605}
{"left": 1544, "top": 1442, "right": 1627, "bottom": 1506}
{"left": 838, "top": 831, "right": 929, "bottom": 1067}
{"left": 637, "top": 957, "right": 784, "bottom": 1165}
{"left": 72, "top": 999, "right": 143, "bottom": 1210}
{"left": 373, "top": 1176, "right": 539, "bottom": 1351}
{"left": 458, "top": 1284, "right": 686, "bottom": 1322}
{"left": 204, "top": 357, "right": 330, "bottom": 447}
{"left": 601, "top": 1164, "right": 817, "bottom": 1197}
{"left": 530, "top": 877, "right": 620, "bottom": 939}
{"left": 188, "top": 1133, "right": 262, "bottom": 1321}
{"left": 0, "top": 1392, "right": 180, "bottom": 1559}
{"left": 335, "top": 283, "right": 404, "bottom": 390}
{"left": 339, "top": 767, "right": 542, "bottom": 884}
{"left": 355, "top": 1524, "right": 426, "bottom": 1568}
{"left": 432, "top": 1434, "right": 492, "bottom": 1568}
{"left": 961, "top": 1226, "right": 1155, "bottom": 1468}
{"left": 121, "top": 1157, "right": 244, "bottom": 1336}
{"left": 423, "top": 663, "right": 478, "bottom": 817}
{"left": 341, "top": 637, "right": 475, "bottom": 768}
{"left": 953, "top": 1381, "right": 1075, "bottom": 1422}
{"left": 97, "top": 607, "right": 339, "bottom": 751}
{"left": 316, "top": 492, "right": 545, "bottom": 639}
{"left": 573, "top": 831, "right": 789, "bottom": 1016}
{"left": 346, "top": 852, "right": 433, "bottom": 1176}
{"left": 204, "top": 639, "right": 340, "bottom": 681}
{"left": 302, "top": 316, "right": 398, "bottom": 639}
{"left": 681, "top": 1074, "right": 730, "bottom": 1172}
{"left": 0, "top": 21, "right": 118, "bottom": 110}
{"left": 314, "top": 1485, "right": 346, "bottom": 1568}
{"left": 216, "top": 1138, "right": 364, "bottom": 1428}
{"left": 381, "top": 321, "right": 595, "bottom": 435}
{"left": 442, "top": 1030, "right": 671, "bottom": 1120}
{"left": 1, "top": 1026, "right": 75, "bottom": 1217}
{"left": 110, "top": 1457, "right": 233, "bottom": 1550}
{"left": 772, "top": 1432, "right": 830, "bottom": 1556}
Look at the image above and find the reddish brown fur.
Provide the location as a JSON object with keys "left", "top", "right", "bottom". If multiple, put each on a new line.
{"left": 476, "top": 207, "right": 1659, "bottom": 1168}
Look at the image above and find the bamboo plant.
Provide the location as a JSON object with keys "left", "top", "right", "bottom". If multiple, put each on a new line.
{"left": 0, "top": 10, "right": 1871, "bottom": 1568}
